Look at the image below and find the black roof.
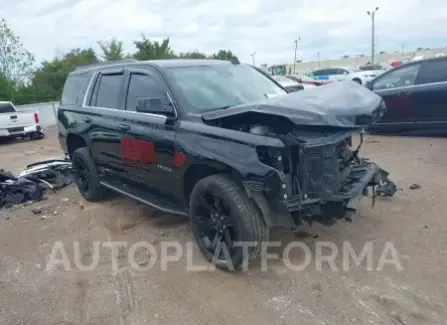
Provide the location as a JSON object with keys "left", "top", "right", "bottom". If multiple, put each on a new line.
{"left": 73, "top": 59, "right": 232, "bottom": 74}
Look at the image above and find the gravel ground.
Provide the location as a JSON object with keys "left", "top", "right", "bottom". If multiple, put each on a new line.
{"left": 0, "top": 129, "right": 446, "bottom": 325}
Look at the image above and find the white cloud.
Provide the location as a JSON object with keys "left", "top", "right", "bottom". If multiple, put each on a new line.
{"left": 0, "top": 0, "right": 446, "bottom": 65}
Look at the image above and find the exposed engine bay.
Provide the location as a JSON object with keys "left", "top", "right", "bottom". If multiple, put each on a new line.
{"left": 200, "top": 82, "right": 397, "bottom": 226}
{"left": 205, "top": 114, "right": 397, "bottom": 226}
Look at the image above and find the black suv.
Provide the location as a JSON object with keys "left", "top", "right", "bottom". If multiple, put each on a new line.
{"left": 58, "top": 59, "right": 396, "bottom": 270}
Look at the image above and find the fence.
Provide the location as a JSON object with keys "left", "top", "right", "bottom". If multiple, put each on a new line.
{"left": 15, "top": 101, "right": 59, "bottom": 128}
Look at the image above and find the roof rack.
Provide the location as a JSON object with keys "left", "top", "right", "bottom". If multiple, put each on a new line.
{"left": 75, "top": 59, "right": 138, "bottom": 71}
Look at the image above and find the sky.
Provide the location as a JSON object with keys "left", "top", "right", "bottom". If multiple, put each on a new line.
{"left": 1, "top": 0, "right": 447, "bottom": 66}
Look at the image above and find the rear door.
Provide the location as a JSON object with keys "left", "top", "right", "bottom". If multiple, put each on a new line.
{"left": 371, "top": 63, "right": 422, "bottom": 127}
{"left": 412, "top": 59, "right": 447, "bottom": 124}
{"left": 85, "top": 69, "right": 126, "bottom": 177}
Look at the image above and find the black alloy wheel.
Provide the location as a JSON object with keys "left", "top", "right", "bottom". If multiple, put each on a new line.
{"left": 72, "top": 154, "right": 93, "bottom": 197}
{"left": 194, "top": 190, "right": 237, "bottom": 261}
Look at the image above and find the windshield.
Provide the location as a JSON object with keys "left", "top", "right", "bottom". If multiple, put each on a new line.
{"left": 168, "top": 64, "right": 287, "bottom": 112}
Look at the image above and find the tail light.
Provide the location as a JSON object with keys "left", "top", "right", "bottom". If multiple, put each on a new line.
{"left": 34, "top": 113, "right": 39, "bottom": 123}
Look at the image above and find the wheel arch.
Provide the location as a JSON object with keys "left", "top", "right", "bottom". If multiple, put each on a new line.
{"left": 183, "top": 160, "right": 244, "bottom": 206}
{"left": 66, "top": 133, "right": 87, "bottom": 159}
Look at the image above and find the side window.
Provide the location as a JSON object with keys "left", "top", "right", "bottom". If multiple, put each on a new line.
{"left": 416, "top": 60, "right": 447, "bottom": 84}
{"left": 125, "top": 73, "right": 162, "bottom": 111}
{"left": 91, "top": 73, "right": 124, "bottom": 109}
{"left": 313, "top": 69, "right": 326, "bottom": 76}
{"left": 372, "top": 64, "right": 421, "bottom": 90}
{"left": 61, "top": 72, "right": 92, "bottom": 105}
{"left": 335, "top": 68, "right": 347, "bottom": 75}
{"left": 327, "top": 68, "right": 339, "bottom": 75}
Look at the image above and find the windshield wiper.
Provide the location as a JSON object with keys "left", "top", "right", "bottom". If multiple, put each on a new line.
{"left": 207, "top": 105, "right": 232, "bottom": 111}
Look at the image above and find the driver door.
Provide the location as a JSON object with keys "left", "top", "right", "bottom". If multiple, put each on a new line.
{"left": 116, "top": 68, "right": 180, "bottom": 203}
{"left": 371, "top": 63, "right": 422, "bottom": 128}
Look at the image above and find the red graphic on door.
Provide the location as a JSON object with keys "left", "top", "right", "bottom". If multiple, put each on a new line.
{"left": 173, "top": 149, "right": 187, "bottom": 168}
{"left": 120, "top": 137, "right": 157, "bottom": 163}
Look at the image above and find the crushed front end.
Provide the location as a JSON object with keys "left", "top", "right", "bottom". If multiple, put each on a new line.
{"left": 252, "top": 127, "right": 397, "bottom": 227}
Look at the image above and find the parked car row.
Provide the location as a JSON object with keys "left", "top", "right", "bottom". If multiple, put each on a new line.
{"left": 311, "top": 66, "right": 386, "bottom": 85}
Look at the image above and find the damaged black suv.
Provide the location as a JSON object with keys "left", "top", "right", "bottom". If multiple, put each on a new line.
{"left": 58, "top": 59, "right": 396, "bottom": 270}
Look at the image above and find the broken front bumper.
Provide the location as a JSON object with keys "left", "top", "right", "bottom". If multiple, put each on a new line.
{"left": 288, "top": 162, "right": 397, "bottom": 225}
{"left": 248, "top": 162, "right": 397, "bottom": 228}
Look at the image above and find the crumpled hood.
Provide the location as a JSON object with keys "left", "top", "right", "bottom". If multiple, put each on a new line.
{"left": 202, "top": 81, "right": 386, "bottom": 128}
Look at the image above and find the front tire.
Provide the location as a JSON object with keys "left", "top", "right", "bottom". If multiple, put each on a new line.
{"left": 71, "top": 147, "right": 104, "bottom": 202}
{"left": 189, "top": 174, "right": 269, "bottom": 271}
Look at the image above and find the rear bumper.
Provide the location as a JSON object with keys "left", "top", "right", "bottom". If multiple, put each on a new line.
{"left": 0, "top": 125, "right": 42, "bottom": 137}
{"left": 248, "top": 162, "right": 396, "bottom": 228}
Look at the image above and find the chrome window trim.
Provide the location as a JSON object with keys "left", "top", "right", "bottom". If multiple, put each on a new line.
{"left": 81, "top": 70, "right": 178, "bottom": 122}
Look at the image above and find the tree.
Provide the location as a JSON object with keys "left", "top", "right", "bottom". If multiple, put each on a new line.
{"left": 379, "top": 51, "right": 386, "bottom": 54}
{"left": 0, "top": 18, "right": 34, "bottom": 83}
{"left": 177, "top": 51, "right": 207, "bottom": 59}
{"left": 98, "top": 37, "right": 125, "bottom": 61}
{"left": 23, "top": 48, "right": 99, "bottom": 103}
{"left": 211, "top": 49, "right": 238, "bottom": 61}
{"left": 0, "top": 71, "right": 14, "bottom": 100}
{"left": 133, "top": 35, "right": 175, "bottom": 60}
{"left": 342, "top": 55, "right": 350, "bottom": 59}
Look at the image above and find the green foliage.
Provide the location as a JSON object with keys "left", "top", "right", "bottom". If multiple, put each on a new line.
{"left": 0, "top": 71, "right": 14, "bottom": 100}
{"left": 98, "top": 37, "right": 126, "bottom": 61}
{"left": 210, "top": 49, "right": 237, "bottom": 61}
{"left": 0, "top": 23, "right": 241, "bottom": 105}
{"left": 176, "top": 51, "right": 207, "bottom": 59}
{"left": 0, "top": 18, "right": 34, "bottom": 83}
{"left": 133, "top": 35, "right": 175, "bottom": 60}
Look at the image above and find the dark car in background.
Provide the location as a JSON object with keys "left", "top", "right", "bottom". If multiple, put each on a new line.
{"left": 366, "top": 56, "right": 447, "bottom": 134}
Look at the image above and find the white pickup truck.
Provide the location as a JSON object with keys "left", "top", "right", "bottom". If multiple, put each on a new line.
{"left": 0, "top": 101, "right": 44, "bottom": 140}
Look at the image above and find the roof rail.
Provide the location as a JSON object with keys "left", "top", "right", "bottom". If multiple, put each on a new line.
{"left": 75, "top": 59, "right": 138, "bottom": 71}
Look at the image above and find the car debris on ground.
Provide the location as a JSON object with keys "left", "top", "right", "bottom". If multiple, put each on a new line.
{"left": 0, "top": 158, "right": 72, "bottom": 209}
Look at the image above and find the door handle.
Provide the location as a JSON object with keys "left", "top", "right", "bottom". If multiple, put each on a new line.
{"left": 83, "top": 117, "right": 92, "bottom": 123}
{"left": 118, "top": 124, "right": 130, "bottom": 131}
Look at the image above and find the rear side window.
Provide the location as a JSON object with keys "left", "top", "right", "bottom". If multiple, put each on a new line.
{"left": 91, "top": 73, "right": 124, "bottom": 109}
{"left": 125, "top": 73, "right": 162, "bottom": 111}
{"left": 61, "top": 72, "right": 92, "bottom": 105}
{"left": 416, "top": 60, "right": 447, "bottom": 84}
{"left": 0, "top": 102, "right": 15, "bottom": 113}
{"left": 313, "top": 69, "right": 326, "bottom": 76}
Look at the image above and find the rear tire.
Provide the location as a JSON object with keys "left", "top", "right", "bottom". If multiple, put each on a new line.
{"left": 30, "top": 132, "right": 44, "bottom": 140}
{"left": 189, "top": 174, "right": 269, "bottom": 271}
{"left": 71, "top": 147, "right": 104, "bottom": 202}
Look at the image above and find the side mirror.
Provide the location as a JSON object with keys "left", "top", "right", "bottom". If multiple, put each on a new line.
{"left": 365, "top": 81, "right": 373, "bottom": 90}
{"left": 136, "top": 97, "right": 174, "bottom": 116}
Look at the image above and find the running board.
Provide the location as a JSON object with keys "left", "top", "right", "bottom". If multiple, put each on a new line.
{"left": 100, "top": 180, "right": 188, "bottom": 217}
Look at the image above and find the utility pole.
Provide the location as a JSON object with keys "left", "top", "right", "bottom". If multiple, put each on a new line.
{"left": 251, "top": 52, "right": 256, "bottom": 66}
{"left": 317, "top": 52, "right": 320, "bottom": 68}
{"left": 293, "top": 38, "right": 300, "bottom": 74}
{"left": 401, "top": 44, "right": 404, "bottom": 57}
{"left": 367, "top": 7, "right": 379, "bottom": 64}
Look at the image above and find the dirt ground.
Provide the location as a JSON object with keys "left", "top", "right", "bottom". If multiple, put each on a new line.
{"left": 0, "top": 128, "right": 446, "bottom": 325}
